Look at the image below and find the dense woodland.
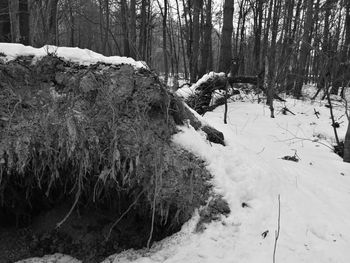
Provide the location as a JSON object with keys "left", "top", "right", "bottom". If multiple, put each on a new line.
{"left": 0, "top": 0, "right": 349, "bottom": 91}
{"left": 0, "top": 1, "right": 350, "bottom": 261}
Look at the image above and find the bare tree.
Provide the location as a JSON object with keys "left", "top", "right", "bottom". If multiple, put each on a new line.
{"left": 129, "top": 0, "right": 137, "bottom": 59}
{"left": 8, "top": 0, "right": 21, "bottom": 43}
{"left": 199, "top": 0, "right": 212, "bottom": 77}
{"left": 121, "top": 0, "right": 130, "bottom": 56}
{"left": 343, "top": 0, "right": 350, "bottom": 163}
{"left": 218, "top": 0, "right": 234, "bottom": 73}
{"left": 190, "top": 0, "right": 203, "bottom": 83}
{"left": 294, "top": 0, "right": 314, "bottom": 98}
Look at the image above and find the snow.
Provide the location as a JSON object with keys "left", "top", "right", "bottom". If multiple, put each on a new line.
{"left": 6, "top": 43, "right": 350, "bottom": 262}
{"left": 0, "top": 43, "right": 146, "bottom": 68}
{"left": 103, "top": 98, "right": 350, "bottom": 263}
{"left": 176, "top": 71, "right": 225, "bottom": 99}
{"left": 15, "top": 253, "right": 81, "bottom": 263}
{"left": 15, "top": 98, "right": 350, "bottom": 262}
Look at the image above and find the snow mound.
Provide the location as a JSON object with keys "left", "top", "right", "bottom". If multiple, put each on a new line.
{"left": 0, "top": 43, "right": 146, "bottom": 68}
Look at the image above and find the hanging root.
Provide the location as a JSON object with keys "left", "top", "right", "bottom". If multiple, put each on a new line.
{"left": 147, "top": 165, "right": 158, "bottom": 249}
{"left": 105, "top": 189, "right": 145, "bottom": 242}
{"left": 56, "top": 175, "right": 82, "bottom": 229}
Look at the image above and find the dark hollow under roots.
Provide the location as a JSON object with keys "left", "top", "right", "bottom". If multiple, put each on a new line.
{"left": 0, "top": 184, "right": 193, "bottom": 262}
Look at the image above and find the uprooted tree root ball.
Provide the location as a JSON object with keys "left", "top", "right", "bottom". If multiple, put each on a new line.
{"left": 0, "top": 55, "right": 228, "bottom": 262}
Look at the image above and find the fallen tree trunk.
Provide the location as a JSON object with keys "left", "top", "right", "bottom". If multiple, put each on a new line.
{"left": 186, "top": 73, "right": 285, "bottom": 114}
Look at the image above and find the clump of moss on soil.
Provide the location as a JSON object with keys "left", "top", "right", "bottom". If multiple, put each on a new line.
{"left": 0, "top": 55, "right": 228, "bottom": 262}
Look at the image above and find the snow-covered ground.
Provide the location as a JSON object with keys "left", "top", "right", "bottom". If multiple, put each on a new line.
{"left": 2, "top": 44, "right": 349, "bottom": 263}
{"left": 102, "top": 98, "right": 350, "bottom": 263}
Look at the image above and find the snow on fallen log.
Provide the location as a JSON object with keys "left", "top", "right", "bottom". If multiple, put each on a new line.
{"left": 0, "top": 43, "right": 147, "bottom": 68}
{"left": 178, "top": 71, "right": 286, "bottom": 115}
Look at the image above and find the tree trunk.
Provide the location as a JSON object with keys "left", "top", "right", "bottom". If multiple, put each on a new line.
{"left": 285, "top": 0, "right": 302, "bottom": 93}
{"left": 139, "top": 0, "right": 147, "bottom": 60}
{"left": 129, "top": 0, "right": 137, "bottom": 59}
{"left": 7, "top": 0, "right": 29, "bottom": 44}
{"left": 254, "top": 0, "right": 263, "bottom": 74}
{"left": 267, "top": 0, "right": 282, "bottom": 118}
{"left": 19, "top": 0, "right": 29, "bottom": 45}
{"left": 199, "top": 0, "right": 212, "bottom": 77}
{"left": 294, "top": 0, "right": 314, "bottom": 98}
{"left": 121, "top": 0, "right": 130, "bottom": 56}
{"left": 343, "top": 0, "right": 350, "bottom": 163}
{"left": 0, "top": 0, "right": 11, "bottom": 42}
{"left": 162, "top": 0, "right": 169, "bottom": 84}
{"left": 46, "top": 0, "right": 58, "bottom": 45}
{"left": 68, "top": 0, "right": 75, "bottom": 47}
{"left": 103, "top": 0, "right": 110, "bottom": 55}
{"left": 344, "top": 120, "right": 350, "bottom": 162}
{"left": 8, "top": 0, "right": 21, "bottom": 43}
{"left": 182, "top": 0, "right": 193, "bottom": 80}
{"left": 175, "top": 0, "right": 188, "bottom": 79}
{"left": 218, "top": 0, "right": 234, "bottom": 73}
{"left": 190, "top": 0, "right": 202, "bottom": 83}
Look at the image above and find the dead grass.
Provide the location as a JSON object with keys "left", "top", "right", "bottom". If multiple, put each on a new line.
{"left": 0, "top": 55, "right": 212, "bottom": 242}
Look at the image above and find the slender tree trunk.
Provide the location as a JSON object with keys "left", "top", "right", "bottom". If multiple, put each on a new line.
{"left": 311, "top": 0, "right": 320, "bottom": 84}
{"left": 146, "top": 2, "right": 152, "bottom": 64}
{"left": 218, "top": 0, "right": 234, "bottom": 73}
{"left": 267, "top": 0, "right": 282, "bottom": 118}
{"left": 129, "top": 0, "right": 137, "bottom": 59}
{"left": 139, "top": 0, "right": 147, "bottom": 60}
{"left": 98, "top": 0, "right": 104, "bottom": 53}
{"left": 19, "top": 0, "right": 29, "bottom": 45}
{"left": 159, "top": 0, "right": 169, "bottom": 84}
{"left": 8, "top": 0, "right": 20, "bottom": 43}
{"left": 279, "top": 0, "right": 294, "bottom": 86}
{"left": 330, "top": 0, "right": 345, "bottom": 95}
{"left": 175, "top": 0, "right": 188, "bottom": 79}
{"left": 190, "top": 0, "right": 202, "bottom": 83}
{"left": 238, "top": 1, "right": 247, "bottom": 75}
{"left": 121, "top": 0, "right": 130, "bottom": 56}
{"left": 199, "top": 0, "right": 212, "bottom": 77}
{"left": 262, "top": 0, "right": 273, "bottom": 73}
{"left": 285, "top": 0, "right": 302, "bottom": 93}
{"left": 294, "top": 0, "right": 314, "bottom": 98}
{"left": 46, "top": 0, "right": 58, "bottom": 45}
{"left": 0, "top": 1, "right": 11, "bottom": 42}
{"left": 103, "top": 0, "right": 110, "bottom": 55}
{"left": 68, "top": 0, "right": 75, "bottom": 46}
{"left": 343, "top": 0, "right": 350, "bottom": 163}
{"left": 254, "top": 0, "right": 263, "bottom": 90}
{"left": 344, "top": 121, "right": 350, "bottom": 162}
{"left": 182, "top": 0, "right": 193, "bottom": 79}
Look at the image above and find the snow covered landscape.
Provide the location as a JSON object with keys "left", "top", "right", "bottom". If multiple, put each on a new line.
{"left": 8, "top": 58, "right": 349, "bottom": 262}
{"left": 101, "top": 95, "right": 350, "bottom": 263}
{"left": 1, "top": 0, "right": 350, "bottom": 262}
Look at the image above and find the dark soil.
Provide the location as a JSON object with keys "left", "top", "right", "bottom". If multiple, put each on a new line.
{"left": 0, "top": 200, "right": 187, "bottom": 262}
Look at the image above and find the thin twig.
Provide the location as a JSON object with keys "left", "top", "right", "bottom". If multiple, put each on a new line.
{"left": 147, "top": 165, "right": 158, "bottom": 249}
{"left": 273, "top": 194, "right": 281, "bottom": 263}
{"left": 276, "top": 123, "right": 334, "bottom": 150}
